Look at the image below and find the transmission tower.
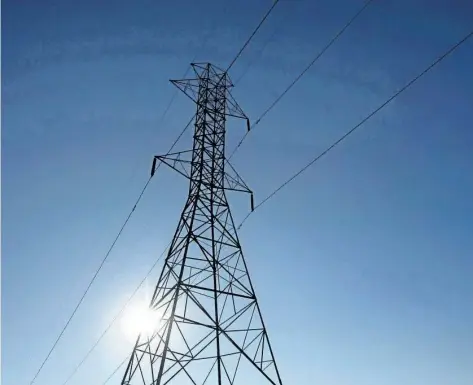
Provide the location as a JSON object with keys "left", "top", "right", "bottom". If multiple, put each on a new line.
{"left": 120, "top": 63, "right": 283, "bottom": 385}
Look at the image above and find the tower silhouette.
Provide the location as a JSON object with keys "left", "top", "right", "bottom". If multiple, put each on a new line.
{"left": 121, "top": 63, "right": 283, "bottom": 385}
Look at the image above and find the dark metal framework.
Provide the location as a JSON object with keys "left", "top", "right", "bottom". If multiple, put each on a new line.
{"left": 121, "top": 63, "right": 283, "bottom": 385}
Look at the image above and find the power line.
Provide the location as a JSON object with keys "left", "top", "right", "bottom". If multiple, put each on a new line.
{"left": 124, "top": 69, "right": 185, "bottom": 184}
{"left": 27, "top": 117, "right": 193, "bottom": 385}
{"left": 56, "top": 116, "right": 193, "bottom": 384}
{"left": 31, "top": 1, "right": 278, "bottom": 380}
{"left": 233, "top": 2, "right": 294, "bottom": 87}
{"left": 148, "top": 27, "right": 214, "bottom": 132}
{"left": 126, "top": 0, "right": 232, "bottom": 183}
{"left": 53, "top": 2, "right": 282, "bottom": 381}
{"left": 69, "top": 9, "right": 470, "bottom": 385}
{"left": 29, "top": 10, "right": 209, "bottom": 379}
{"left": 126, "top": 29, "right": 215, "bottom": 182}
{"left": 61, "top": 243, "right": 171, "bottom": 385}
{"left": 28, "top": 179, "right": 151, "bottom": 385}
{"left": 54, "top": 0, "right": 279, "bottom": 385}
{"left": 236, "top": 29, "right": 473, "bottom": 230}
{"left": 226, "top": 0, "right": 280, "bottom": 72}
{"left": 163, "top": 116, "right": 195, "bottom": 156}
{"left": 91, "top": 4, "right": 377, "bottom": 378}
{"left": 228, "top": 0, "right": 375, "bottom": 160}
{"left": 102, "top": 355, "right": 131, "bottom": 385}
{"left": 99, "top": 229, "right": 246, "bottom": 385}
{"left": 98, "top": 242, "right": 212, "bottom": 385}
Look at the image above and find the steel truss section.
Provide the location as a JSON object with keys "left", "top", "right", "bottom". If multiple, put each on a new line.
{"left": 121, "top": 63, "right": 283, "bottom": 385}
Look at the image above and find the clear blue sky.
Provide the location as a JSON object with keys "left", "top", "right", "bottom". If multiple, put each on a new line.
{"left": 2, "top": 0, "right": 473, "bottom": 384}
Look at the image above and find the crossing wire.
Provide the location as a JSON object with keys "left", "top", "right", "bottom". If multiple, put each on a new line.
{"left": 126, "top": 12, "right": 220, "bottom": 182}
{"left": 27, "top": 178, "right": 152, "bottom": 385}
{"left": 48, "top": 1, "right": 283, "bottom": 383}
{"left": 28, "top": 116, "right": 192, "bottom": 385}
{"left": 99, "top": 250, "right": 211, "bottom": 385}
{"left": 228, "top": 0, "right": 375, "bottom": 161}
{"left": 99, "top": 21, "right": 472, "bottom": 385}
{"left": 59, "top": 117, "right": 193, "bottom": 385}
{"left": 236, "top": 29, "right": 473, "bottom": 230}
{"left": 60, "top": 242, "right": 171, "bottom": 385}
{"left": 28, "top": 1, "right": 237, "bottom": 382}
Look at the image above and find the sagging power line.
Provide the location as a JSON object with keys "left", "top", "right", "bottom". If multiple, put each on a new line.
{"left": 228, "top": 0, "right": 375, "bottom": 161}
{"left": 236, "top": 28, "right": 473, "bottom": 229}
{"left": 38, "top": 2, "right": 284, "bottom": 384}
{"left": 99, "top": 21, "right": 471, "bottom": 385}
{"left": 30, "top": 1, "right": 471, "bottom": 383}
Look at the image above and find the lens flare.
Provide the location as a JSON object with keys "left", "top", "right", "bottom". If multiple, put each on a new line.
{"left": 120, "top": 302, "right": 160, "bottom": 343}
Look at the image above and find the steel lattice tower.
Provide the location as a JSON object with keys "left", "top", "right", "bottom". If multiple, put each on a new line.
{"left": 121, "top": 63, "right": 283, "bottom": 385}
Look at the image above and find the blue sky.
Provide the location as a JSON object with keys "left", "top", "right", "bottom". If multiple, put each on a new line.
{"left": 2, "top": 0, "right": 473, "bottom": 384}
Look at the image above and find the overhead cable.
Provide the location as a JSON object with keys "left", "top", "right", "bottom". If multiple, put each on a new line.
{"left": 236, "top": 29, "right": 473, "bottom": 229}
{"left": 58, "top": 1, "right": 292, "bottom": 382}
{"left": 28, "top": 117, "right": 193, "bottom": 385}
{"left": 228, "top": 0, "right": 375, "bottom": 160}
{"left": 226, "top": 0, "right": 281, "bottom": 72}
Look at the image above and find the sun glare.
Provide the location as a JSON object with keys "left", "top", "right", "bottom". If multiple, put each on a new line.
{"left": 120, "top": 302, "right": 161, "bottom": 343}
